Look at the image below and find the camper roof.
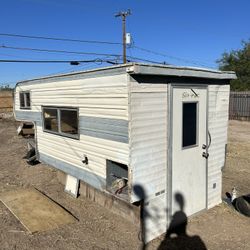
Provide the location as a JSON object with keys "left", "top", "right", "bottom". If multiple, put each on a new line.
{"left": 17, "top": 62, "right": 237, "bottom": 85}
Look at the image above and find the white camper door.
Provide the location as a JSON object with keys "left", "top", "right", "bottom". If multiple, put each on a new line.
{"left": 171, "top": 86, "right": 207, "bottom": 216}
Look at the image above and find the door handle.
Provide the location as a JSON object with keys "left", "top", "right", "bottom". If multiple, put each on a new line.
{"left": 202, "top": 152, "right": 209, "bottom": 159}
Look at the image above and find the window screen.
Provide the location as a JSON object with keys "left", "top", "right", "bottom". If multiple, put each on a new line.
{"left": 182, "top": 102, "right": 197, "bottom": 148}
{"left": 43, "top": 108, "right": 58, "bottom": 132}
{"left": 60, "top": 109, "right": 78, "bottom": 135}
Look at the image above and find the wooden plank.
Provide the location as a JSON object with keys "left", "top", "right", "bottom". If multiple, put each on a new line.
{"left": 0, "top": 188, "right": 76, "bottom": 233}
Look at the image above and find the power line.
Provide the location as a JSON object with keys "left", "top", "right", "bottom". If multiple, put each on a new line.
{"left": 0, "top": 59, "right": 116, "bottom": 64}
{"left": 0, "top": 57, "right": 162, "bottom": 65}
{"left": 0, "top": 33, "right": 122, "bottom": 45}
{"left": 0, "top": 45, "right": 163, "bottom": 64}
{"left": 127, "top": 55, "right": 162, "bottom": 64}
{"left": 0, "top": 45, "right": 122, "bottom": 58}
{"left": 0, "top": 33, "right": 215, "bottom": 67}
{"left": 131, "top": 45, "right": 216, "bottom": 68}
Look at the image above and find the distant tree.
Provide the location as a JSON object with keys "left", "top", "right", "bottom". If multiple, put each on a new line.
{"left": 0, "top": 84, "right": 13, "bottom": 91}
{"left": 217, "top": 40, "right": 250, "bottom": 91}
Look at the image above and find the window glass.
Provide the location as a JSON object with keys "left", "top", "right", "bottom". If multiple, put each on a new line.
{"left": 20, "top": 93, "right": 25, "bottom": 108}
{"left": 42, "top": 107, "right": 78, "bottom": 139}
{"left": 182, "top": 102, "right": 197, "bottom": 148}
{"left": 43, "top": 108, "right": 58, "bottom": 132}
{"left": 25, "top": 93, "right": 31, "bottom": 107}
{"left": 60, "top": 109, "right": 78, "bottom": 135}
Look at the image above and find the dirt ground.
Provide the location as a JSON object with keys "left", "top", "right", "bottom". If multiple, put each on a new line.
{"left": 0, "top": 117, "right": 249, "bottom": 250}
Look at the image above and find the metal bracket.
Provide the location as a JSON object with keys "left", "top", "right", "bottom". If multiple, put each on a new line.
{"left": 202, "top": 152, "right": 209, "bottom": 159}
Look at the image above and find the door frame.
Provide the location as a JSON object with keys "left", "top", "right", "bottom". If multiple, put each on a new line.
{"left": 167, "top": 83, "right": 209, "bottom": 221}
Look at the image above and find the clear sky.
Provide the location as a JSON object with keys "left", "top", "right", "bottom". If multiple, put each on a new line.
{"left": 0, "top": 0, "right": 249, "bottom": 86}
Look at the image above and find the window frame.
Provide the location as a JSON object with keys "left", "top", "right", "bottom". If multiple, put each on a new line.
{"left": 181, "top": 101, "right": 199, "bottom": 150}
{"left": 19, "top": 91, "right": 31, "bottom": 109}
{"left": 42, "top": 106, "right": 79, "bottom": 140}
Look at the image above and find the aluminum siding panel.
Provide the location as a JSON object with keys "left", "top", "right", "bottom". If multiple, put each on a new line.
{"left": 129, "top": 80, "right": 168, "bottom": 242}
{"left": 129, "top": 83, "right": 168, "bottom": 201}
{"left": 14, "top": 74, "right": 129, "bottom": 186}
{"left": 207, "top": 85, "right": 230, "bottom": 208}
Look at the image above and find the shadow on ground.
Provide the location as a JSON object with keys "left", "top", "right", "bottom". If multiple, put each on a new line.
{"left": 134, "top": 184, "right": 207, "bottom": 250}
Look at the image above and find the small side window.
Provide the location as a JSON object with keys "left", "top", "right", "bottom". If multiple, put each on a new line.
{"left": 20, "top": 92, "right": 31, "bottom": 109}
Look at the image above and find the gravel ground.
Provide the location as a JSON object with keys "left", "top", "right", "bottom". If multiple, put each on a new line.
{"left": 0, "top": 117, "right": 249, "bottom": 250}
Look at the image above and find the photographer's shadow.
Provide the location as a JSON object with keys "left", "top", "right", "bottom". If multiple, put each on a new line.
{"left": 158, "top": 193, "right": 207, "bottom": 250}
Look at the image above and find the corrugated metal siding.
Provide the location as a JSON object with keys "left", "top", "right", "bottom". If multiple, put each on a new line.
{"left": 14, "top": 74, "right": 129, "bottom": 186}
{"left": 129, "top": 82, "right": 168, "bottom": 202}
{"left": 207, "top": 85, "right": 230, "bottom": 208}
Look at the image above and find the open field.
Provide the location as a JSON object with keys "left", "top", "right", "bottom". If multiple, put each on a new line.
{"left": 0, "top": 117, "right": 249, "bottom": 250}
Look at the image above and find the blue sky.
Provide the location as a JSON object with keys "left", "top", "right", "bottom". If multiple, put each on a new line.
{"left": 0, "top": 0, "right": 249, "bottom": 86}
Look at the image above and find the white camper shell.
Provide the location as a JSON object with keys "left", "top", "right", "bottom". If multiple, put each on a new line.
{"left": 14, "top": 63, "right": 236, "bottom": 242}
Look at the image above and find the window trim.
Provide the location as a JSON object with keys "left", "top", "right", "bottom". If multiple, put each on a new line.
{"left": 42, "top": 106, "right": 79, "bottom": 140}
{"left": 181, "top": 101, "right": 199, "bottom": 150}
{"left": 20, "top": 91, "right": 31, "bottom": 109}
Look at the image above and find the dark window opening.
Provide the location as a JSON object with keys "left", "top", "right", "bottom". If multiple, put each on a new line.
{"left": 20, "top": 92, "right": 31, "bottom": 109}
{"left": 182, "top": 102, "right": 197, "bottom": 148}
{"left": 26, "top": 93, "right": 31, "bottom": 107}
{"left": 43, "top": 108, "right": 58, "bottom": 132}
{"left": 60, "top": 109, "right": 78, "bottom": 135}
{"left": 20, "top": 93, "right": 25, "bottom": 107}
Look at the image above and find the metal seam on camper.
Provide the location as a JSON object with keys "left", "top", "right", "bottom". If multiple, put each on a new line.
{"left": 168, "top": 84, "right": 173, "bottom": 217}
{"left": 206, "top": 85, "right": 209, "bottom": 209}
{"left": 166, "top": 83, "right": 171, "bottom": 227}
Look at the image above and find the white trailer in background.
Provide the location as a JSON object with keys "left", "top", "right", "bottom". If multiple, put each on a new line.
{"left": 14, "top": 63, "right": 236, "bottom": 242}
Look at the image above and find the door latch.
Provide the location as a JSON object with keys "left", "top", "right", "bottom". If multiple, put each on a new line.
{"left": 202, "top": 152, "right": 209, "bottom": 159}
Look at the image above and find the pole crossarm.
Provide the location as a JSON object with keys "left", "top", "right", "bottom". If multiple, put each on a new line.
{"left": 115, "top": 9, "right": 131, "bottom": 64}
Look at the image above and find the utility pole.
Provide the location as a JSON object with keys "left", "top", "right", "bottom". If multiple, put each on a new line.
{"left": 115, "top": 9, "right": 131, "bottom": 64}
